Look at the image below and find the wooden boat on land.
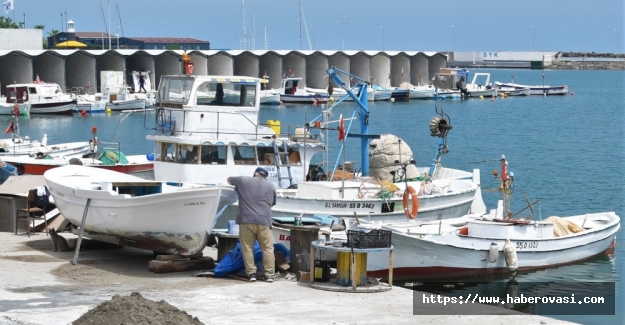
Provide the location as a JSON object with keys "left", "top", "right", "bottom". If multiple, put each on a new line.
{"left": 44, "top": 165, "right": 234, "bottom": 255}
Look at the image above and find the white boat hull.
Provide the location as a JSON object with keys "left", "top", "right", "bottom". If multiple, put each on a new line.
{"left": 260, "top": 93, "right": 281, "bottom": 105}
{"left": 30, "top": 101, "right": 76, "bottom": 115}
{"left": 0, "top": 102, "right": 30, "bottom": 115}
{"left": 495, "top": 82, "right": 569, "bottom": 96}
{"left": 365, "top": 212, "right": 620, "bottom": 281}
{"left": 105, "top": 98, "right": 146, "bottom": 111}
{"left": 273, "top": 179, "right": 477, "bottom": 222}
{"left": 44, "top": 165, "right": 227, "bottom": 255}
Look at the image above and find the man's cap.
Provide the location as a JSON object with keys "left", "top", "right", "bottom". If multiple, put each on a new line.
{"left": 254, "top": 167, "right": 269, "bottom": 177}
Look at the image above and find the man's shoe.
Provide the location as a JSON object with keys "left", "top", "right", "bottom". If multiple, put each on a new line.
{"left": 265, "top": 277, "right": 274, "bottom": 283}
{"left": 248, "top": 274, "right": 256, "bottom": 282}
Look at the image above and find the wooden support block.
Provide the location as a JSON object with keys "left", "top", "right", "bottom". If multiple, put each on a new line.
{"left": 277, "top": 263, "right": 290, "bottom": 271}
{"left": 298, "top": 271, "right": 310, "bottom": 283}
{"left": 156, "top": 252, "right": 203, "bottom": 261}
{"left": 148, "top": 256, "right": 215, "bottom": 274}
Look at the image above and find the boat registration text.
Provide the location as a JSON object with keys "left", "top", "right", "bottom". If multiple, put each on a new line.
{"left": 515, "top": 241, "right": 538, "bottom": 249}
{"left": 324, "top": 202, "right": 375, "bottom": 209}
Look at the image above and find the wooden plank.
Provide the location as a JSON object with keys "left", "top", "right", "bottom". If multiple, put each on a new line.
{"left": 148, "top": 257, "right": 215, "bottom": 274}
{"left": 156, "top": 252, "right": 203, "bottom": 261}
{"left": 289, "top": 228, "right": 318, "bottom": 274}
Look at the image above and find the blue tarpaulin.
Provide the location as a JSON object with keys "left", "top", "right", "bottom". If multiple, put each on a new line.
{"left": 214, "top": 242, "right": 290, "bottom": 277}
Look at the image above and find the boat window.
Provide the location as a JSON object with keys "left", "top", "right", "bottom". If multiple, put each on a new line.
{"left": 257, "top": 147, "right": 276, "bottom": 165}
{"left": 200, "top": 145, "right": 227, "bottom": 165}
{"left": 158, "top": 77, "right": 193, "bottom": 105}
{"left": 233, "top": 146, "right": 257, "bottom": 165}
{"left": 158, "top": 142, "right": 175, "bottom": 162}
{"left": 176, "top": 145, "right": 199, "bottom": 164}
{"left": 28, "top": 87, "right": 37, "bottom": 94}
{"left": 195, "top": 82, "right": 257, "bottom": 107}
{"left": 8, "top": 91, "right": 16, "bottom": 100}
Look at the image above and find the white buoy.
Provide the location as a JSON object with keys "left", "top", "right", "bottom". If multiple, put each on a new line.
{"left": 503, "top": 239, "right": 518, "bottom": 273}
{"left": 488, "top": 242, "right": 499, "bottom": 263}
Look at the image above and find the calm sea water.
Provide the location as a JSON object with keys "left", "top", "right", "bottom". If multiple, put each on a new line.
{"left": 3, "top": 69, "right": 623, "bottom": 325}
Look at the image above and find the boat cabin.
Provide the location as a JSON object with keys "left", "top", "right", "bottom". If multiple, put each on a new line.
{"left": 4, "top": 86, "right": 29, "bottom": 104}
{"left": 280, "top": 77, "right": 302, "bottom": 95}
{"left": 103, "top": 86, "right": 132, "bottom": 102}
{"left": 7, "top": 83, "right": 66, "bottom": 102}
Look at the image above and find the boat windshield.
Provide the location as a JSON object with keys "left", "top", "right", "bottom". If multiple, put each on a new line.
{"left": 158, "top": 77, "right": 194, "bottom": 105}
{"left": 196, "top": 82, "right": 257, "bottom": 107}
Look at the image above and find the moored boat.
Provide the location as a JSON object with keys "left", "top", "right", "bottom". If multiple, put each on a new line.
{"left": 7, "top": 82, "right": 76, "bottom": 115}
{"left": 494, "top": 81, "right": 569, "bottom": 96}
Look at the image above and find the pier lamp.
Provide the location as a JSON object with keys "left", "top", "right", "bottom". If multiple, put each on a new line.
{"left": 381, "top": 26, "right": 385, "bottom": 51}
{"left": 339, "top": 22, "right": 350, "bottom": 50}
{"left": 615, "top": 29, "right": 619, "bottom": 59}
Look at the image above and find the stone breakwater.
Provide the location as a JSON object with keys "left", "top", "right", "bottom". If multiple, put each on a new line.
{"left": 551, "top": 52, "right": 625, "bottom": 70}
{"left": 550, "top": 60, "right": 624, "bottom": 70}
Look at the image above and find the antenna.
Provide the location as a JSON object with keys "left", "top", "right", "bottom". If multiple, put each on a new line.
{"left": 115, "top": 0, "right": 125, "bottom": 38}
{"left": 241, "top": 0, "right": 248, "bottom": 50}
{"left": 252, "top": 10, "right": 255, "bottom": 50}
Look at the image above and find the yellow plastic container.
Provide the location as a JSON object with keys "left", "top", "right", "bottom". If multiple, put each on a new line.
{"left": 266, "top": 120, "right": 280, "bottom": 135}
{"left": 336, "top": 251, "right": 367, "bottom": 286}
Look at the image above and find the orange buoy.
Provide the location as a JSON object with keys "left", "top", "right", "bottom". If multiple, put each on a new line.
{"left": 80, "top": 110, "right": 87, "bottom": 116}
{"left": 458, "top": 226, "right": 469, "bottom": 236}
{"left": 402, "top": 186, "right": 419, "bottom": 219}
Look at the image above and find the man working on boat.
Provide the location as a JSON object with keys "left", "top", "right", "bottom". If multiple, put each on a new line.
{"left": 227, "top": 167, "right": 277, "bottom": 282}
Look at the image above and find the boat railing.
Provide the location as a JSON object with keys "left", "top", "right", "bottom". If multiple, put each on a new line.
{"left": 98, "top": 140, "right": 121, "bottom": 153}
{"left": 151, "top": 106, "right": 319, "bottom": 143}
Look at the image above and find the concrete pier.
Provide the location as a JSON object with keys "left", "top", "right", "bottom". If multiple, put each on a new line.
{"left": 0, "top": 231, "right": 577, "bottom": 324}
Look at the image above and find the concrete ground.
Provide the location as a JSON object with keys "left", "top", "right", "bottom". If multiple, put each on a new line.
{"left": 0, "top": 231, "right": 577, "bottom": 325}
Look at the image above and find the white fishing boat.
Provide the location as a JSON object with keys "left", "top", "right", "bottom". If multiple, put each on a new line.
{"left": 371, "top": 85, "right": 392, "bottom": 101}
{"left": 272, "top": 178, "right": 478, "bottom": 222}
{"left": 306, "top": 86, "right": 375, "bottom": 102}
{"left": 99, "top": 86, "right": 146, "bottom": 111}
{"left": 461, "top": 72, "right": 498, "bottom": 98}
{"left": 361, "top": 205, "right": 620, "bottom": 281}
{"left": 0, "top": 133, "right": 92, "bottom": 159}
{"left": 259, "top": 90, "right": 281, "bottom": 105}
{"left": 498, "top": 86, "right": 530, "bottom": 96}
{"left": 275, "top": 77, "right": 329, "bottom": 104}
{"left": 148, "top": 75, "right": 325, "bottom": 188}
{"left": 494, "top": 81, "right": 569, "bottom": 96}
{"left": 7, "top": 82, "right": 76, "bottom": 115}
{"left": 44, "top": 165, "right": 234, "bottom": 255}
{"left": 398, "top": 82, "right": 436, "bottom": 99}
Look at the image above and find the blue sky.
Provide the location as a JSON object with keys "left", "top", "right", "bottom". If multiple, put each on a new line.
{"left": 7, "top": 0, "right": 624, "bottom": 52}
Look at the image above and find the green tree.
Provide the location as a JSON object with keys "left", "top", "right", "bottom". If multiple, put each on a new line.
{"left": 34, "top": 24, "right": 44, "bottom": 30}
{"left": 0, "top": 16, "right": 19, "bottom": 28}
{"left": 48, "top": 29, "right": 59, "bottom": 37}
{"left": 166, "top": 43, "right": 181, "bottom": 50}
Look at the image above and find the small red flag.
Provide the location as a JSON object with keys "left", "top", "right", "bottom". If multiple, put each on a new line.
{"left": 338, "top": 114, "right": 345, "bottom": 141}
{"left": 4, "top": 120, "right": 14, "bottom": 135}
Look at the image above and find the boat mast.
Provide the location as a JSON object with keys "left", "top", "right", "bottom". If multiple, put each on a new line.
{"left": 298, "top": 0, "right": 301, "bottom": 50}
{"left": 241, "top": 0, "right": 248, "bottom": 50}
{"left": 264, "top": 24, "right": 268, "bottom": 50}
{"left": 252, "top": 10, "right": 255, "bottom": 50}
{"left": 107, "top": 0, "right": 111, "bottom": 50}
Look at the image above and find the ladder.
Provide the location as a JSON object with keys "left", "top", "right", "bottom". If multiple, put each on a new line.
{"left": 272, "top": 140, "right": 293, "bottom": 188}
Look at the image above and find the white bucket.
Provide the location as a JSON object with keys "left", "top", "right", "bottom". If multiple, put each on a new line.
{"left": 227, "top": 221, "right": 239, "bottom": 234}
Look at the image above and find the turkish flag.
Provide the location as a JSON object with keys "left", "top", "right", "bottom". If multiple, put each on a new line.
{"left": 185, "top": 61, "right": 194, "bottom": 75}
{"left": 338, "top": 114, "right": 345, "bottom": 141}
{"left": 4, "top": 120, "right": 14, "bottom": 134}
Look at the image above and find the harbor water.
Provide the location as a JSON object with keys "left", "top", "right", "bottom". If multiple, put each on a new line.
{"left": 2, "top": 69, "right": 622, "bottom": 324}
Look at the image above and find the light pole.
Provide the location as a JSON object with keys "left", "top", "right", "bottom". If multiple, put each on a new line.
{"left": 452, "top": 25, "right": 455, "bottom": 52}
{"left": 22, "top": 13, "right": 25, "bottom": 29}
{"left": 339, "top": 22, "right": 350, "bottom": 50}
{"left": 381, "top": 26, "right": 385, "bottom": 51}
{"left": 310, "top": 26, "right": 314, "bottom": 50}
{"left": 531, "top": 26, "right": 535, "bottom": 51}
{"left": 60, "top": 13, "right": 63, "bottom": 32}
{"left": 615, "top": 29, "right": 619, "bottom": 59}
{"left": 64, "top": 11, "right": 67, "bottom": 32}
